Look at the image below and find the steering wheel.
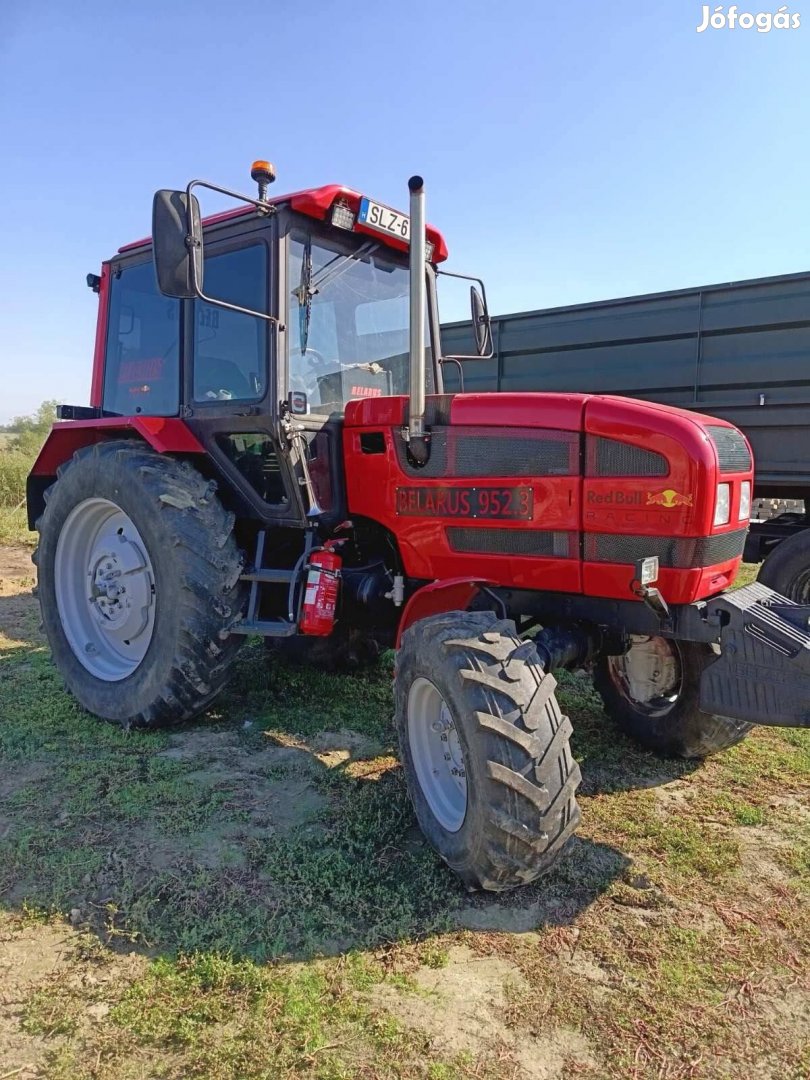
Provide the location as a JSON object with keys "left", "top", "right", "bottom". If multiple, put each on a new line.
{"left": 291, "top": 347, "right": 341, "bottom": 400}
{"left": 297, "top": 346, "right": 330, "bottom": 370}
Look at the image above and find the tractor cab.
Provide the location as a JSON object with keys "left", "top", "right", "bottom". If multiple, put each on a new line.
{"left": 88, "top": 165, "right": 488, "bottom": 534}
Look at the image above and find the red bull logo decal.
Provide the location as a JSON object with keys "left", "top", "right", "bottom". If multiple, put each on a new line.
{"left": 646, "top": 489, "right": 693, "bottom": 509}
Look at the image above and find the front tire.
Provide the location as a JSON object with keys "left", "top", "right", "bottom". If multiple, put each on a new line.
{"left": 34, "top": 440, "right": 245, "bottom": 728}
{"left": 395, "top": 611, "right": 581, "bottom": 892}
{"left": 594, "top": 636, "right": 752, "bottom": 759}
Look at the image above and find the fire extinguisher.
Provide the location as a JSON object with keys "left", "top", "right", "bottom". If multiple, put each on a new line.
{"left": 299, "top": 545, "right": 342, "bottom": 637}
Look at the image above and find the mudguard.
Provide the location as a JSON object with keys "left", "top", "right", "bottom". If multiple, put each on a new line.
{"left": 395, "top": 577, "right": 494, "bottom": 649}
{"left": 26, "top": 418, "right": 204, "bottom": 528}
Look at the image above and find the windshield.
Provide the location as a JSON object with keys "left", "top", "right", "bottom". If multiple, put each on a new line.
{"left": 288, "top": 230, "right": 433, "bottom": 414}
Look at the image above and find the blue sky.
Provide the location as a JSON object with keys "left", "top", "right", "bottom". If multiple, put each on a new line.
{"left": 0, "top": 0, "right": 807, "bottom": 420}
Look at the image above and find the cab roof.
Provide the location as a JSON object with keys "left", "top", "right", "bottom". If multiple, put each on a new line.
{"left": 118, "top": 184, "right": 449, "bottom": 262}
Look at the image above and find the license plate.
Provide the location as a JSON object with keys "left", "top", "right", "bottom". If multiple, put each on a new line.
{"left": 358, "top": 197, "right": 410, "bottom": 243}
{"left": 396, "top": 486, "right": 534, "bottom": 520}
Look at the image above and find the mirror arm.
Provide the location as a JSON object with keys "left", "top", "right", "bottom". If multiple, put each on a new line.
{"left": 183, "top": 179, "right": 280, "bottom": 324}
{"left": 441, "top": 345, "right": 495, "bottom": 363}
{"left": 435, "top": 268, "right": 494, "bottom": 361}
{"left": 439, "top": 356, "right": 465, "bottom": 391}
{"left": 187, "top": 178, "right": 276, "bottom": 216}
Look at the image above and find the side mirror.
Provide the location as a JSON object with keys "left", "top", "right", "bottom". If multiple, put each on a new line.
{"left": 470, "top": 285, "right": 492, "bottom": 357}
{"left": 152, "top": 189, "right": 203, "bottom": 299}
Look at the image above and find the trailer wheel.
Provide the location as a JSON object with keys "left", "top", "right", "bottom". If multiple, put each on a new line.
{"left": 594, "top": 637, "right": 752, "bottom": 759}
{"left": 34, "top": 440, "right": 245, "bottom": 728}
{"left": 756, "top": 528, "right": 810, "bottom": 602}
{"left": 394, "top": 610, "right": 581, "bottom": 891}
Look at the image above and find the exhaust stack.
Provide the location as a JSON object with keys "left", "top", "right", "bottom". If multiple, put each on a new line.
{"left": 406, "top": 175, "right": 429, "bottom": 464}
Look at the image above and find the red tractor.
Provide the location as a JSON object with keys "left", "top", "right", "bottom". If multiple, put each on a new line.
{"left": 28, "top": 163, "right": 810, "bottom": 891}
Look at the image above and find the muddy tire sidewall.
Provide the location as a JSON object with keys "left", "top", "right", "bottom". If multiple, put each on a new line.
{"left": 36, "top": 442, "right": 243, "bottom": 725}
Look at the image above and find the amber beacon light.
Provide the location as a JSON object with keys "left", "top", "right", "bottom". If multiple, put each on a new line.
{"left": 250, "top": 160, "right": 276, "bottom": 201}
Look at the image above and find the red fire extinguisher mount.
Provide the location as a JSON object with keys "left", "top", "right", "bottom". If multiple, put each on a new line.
{"left": 299, "top": 545, "right": 342, "bottom": 637}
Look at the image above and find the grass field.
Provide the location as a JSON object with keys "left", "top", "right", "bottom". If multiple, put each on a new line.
{"left": 0, "top": 440, "right": 35, "bottom": 547}
{"left": 0, "top": 544, "right": 808, "bottom": 1079}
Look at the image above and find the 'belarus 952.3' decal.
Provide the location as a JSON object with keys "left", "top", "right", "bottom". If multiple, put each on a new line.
{"left": 396, "top": 486, "right": 533, "bottom": 519}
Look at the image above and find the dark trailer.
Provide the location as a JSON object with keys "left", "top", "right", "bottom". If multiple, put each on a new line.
{"left": 441, "top": 270, "right": 810, "bottom": 599}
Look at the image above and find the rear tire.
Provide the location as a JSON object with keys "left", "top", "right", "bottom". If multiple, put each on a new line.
{"left": 757, "top": 528, "right": 810, "bottom": 602}
{"left": 594, "top": 637, "right": 752, "bottom": 759}
{"left": 394, "top": 610, "right": 581, "bottom": 892}
{"left": 34, "top": 440, "right": 245, "bottom": 728}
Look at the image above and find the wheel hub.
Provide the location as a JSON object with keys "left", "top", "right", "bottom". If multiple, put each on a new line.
{"left": 407, "top": 677, "right": 468, "bottom": 832}
{"left": 608, "top": 635, "right": 682, "bottom": 717}
{"left": 55, "top": 499, "right": 156, "bottom": 681}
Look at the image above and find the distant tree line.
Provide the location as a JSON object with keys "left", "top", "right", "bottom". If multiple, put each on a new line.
{"left": 0, "top": 401, "right": 60, "bottom": 455}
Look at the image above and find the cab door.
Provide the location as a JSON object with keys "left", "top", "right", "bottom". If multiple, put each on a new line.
{"left": 180, "top": 217, "right": 307, "bottom": 528}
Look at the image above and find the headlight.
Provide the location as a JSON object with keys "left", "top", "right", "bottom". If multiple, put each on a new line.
{"left": 714, "top": 483, "right": 731, "bottom": 526}
{"left": 739, "top": 481, "right": 751, "bottom": 521}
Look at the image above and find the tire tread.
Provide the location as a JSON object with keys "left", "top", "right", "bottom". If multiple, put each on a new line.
{"left": 396, "top": 611, "right": 581, "bottom": 891}
{"left": 35, "top": 440, "right": 245, "bottom": 728}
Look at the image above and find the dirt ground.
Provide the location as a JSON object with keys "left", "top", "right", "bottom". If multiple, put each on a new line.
{"left": 0, "top": 543, "right": 808, "bottom": 1079}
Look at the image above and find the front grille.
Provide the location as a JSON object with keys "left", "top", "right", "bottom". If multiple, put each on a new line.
{"left": 588, "top": 436, "right": 668, "bottom": 478}
{"left": 396, "top": 426, "right": 578, "bottom": 478}
{"left": 447, "top": 528, "right": 577, "bottom": 558}
{"left": 585, "top": 527, "right": 748, "bottom": 568}
{"left": 706, "top": 425, "right": 752, "bottom": 474}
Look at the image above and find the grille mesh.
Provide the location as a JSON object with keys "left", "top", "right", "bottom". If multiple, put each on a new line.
{"left": 585, "top": 527, "right": 748, "bottom": 568}
{"left": 588, "top": 436, "right": 668, "bottom": 478}
{"left": 447, "top": 528, "right": 576, "bottom": 558}
{"left": 396, "top": 426, "right": 578, "bottom": 478}
{"left": 706, "top": 426, "right": 752, "bottom": 474}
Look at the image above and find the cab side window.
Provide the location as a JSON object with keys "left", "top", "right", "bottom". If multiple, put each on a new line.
{"left": 103, "top": 262, "right": 180, "bottom": 416}
{"left": 193, "top": 244, "right": 268, "bottom": 403}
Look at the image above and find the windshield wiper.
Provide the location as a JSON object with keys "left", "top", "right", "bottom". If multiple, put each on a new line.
{"left": 292, "top": 240, "right": 379, "bottom": 355}
{"left": 293, "top": 238, "right": 314, "bottom": 354}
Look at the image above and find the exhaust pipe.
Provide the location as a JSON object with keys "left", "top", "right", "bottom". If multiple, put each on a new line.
{"left": 406, "top": 175, "right": 429, "bottom": 464}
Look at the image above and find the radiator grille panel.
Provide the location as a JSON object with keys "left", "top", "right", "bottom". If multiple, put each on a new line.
{"left": 397, "top": 426, "right": 578, "bottom": 478}
{"left": 706, "top": 426, "right": 752, "bottom": 474}
{"left": 585, "top": 527, "right": 748, "bottom": 568}
{"left": 588, "top": 436, "right": 668, "bottom": 477}
{"left": 447, "top": 528, "right": 576, "bottom": 558}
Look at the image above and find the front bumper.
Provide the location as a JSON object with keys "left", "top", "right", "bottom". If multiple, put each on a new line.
{"left": 700, "top": 582, "right": 810, "bottom": 728}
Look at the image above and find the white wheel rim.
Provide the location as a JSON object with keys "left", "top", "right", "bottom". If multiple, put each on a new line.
{"left": 407, "top": 677, "right": 468, "bottom": 832}
{"left": 54, "top": 498, "right": 156, "bottom": 682}
{"left": 607, "top": 635, "right": 682, "bottom": 718}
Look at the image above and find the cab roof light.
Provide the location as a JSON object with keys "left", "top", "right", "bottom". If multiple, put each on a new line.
{"left": 331, "top": 199, "right": 355, "bottom": 230}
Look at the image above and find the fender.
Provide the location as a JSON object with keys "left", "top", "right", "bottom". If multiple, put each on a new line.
{"left": 396, "top": 576, "right": 495, "bottom": 649}
{"left": 26, "top": 417, "right": 204, "bottom": 528}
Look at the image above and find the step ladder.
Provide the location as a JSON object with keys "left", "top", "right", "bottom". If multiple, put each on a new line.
{"left": 230, "top": 530, "right": 308, "bottom": 638}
